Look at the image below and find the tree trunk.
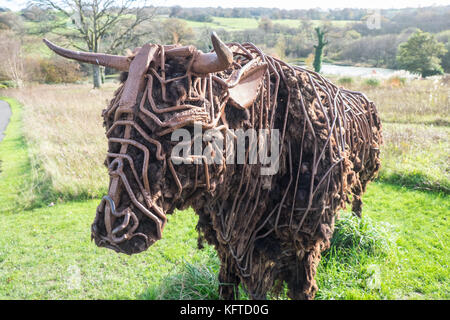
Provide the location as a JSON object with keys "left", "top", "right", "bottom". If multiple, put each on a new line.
{"left": 313, "top": 45, "right": 324, "bottom": 73}
{"left": 101, "top": 67, "right": 105, "bottom": 84}
{"left": 313, "top": 27, "right": 327, "bottom": 73}
{"left": 92, "top": 64, "right": 101, "bottom": 88}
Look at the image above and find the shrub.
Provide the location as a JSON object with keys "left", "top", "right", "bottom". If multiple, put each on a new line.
{"left": 396, "top": 30, "right": 447, "bottom": 78}
{"left": 364, "top": 78, "right": 381, "bottom": 87}
{"left": 386, "top": 76, "right": 407, "bottom": 87}
{"left": 338, "top": 77, "right": 354, "bottom": 85}
{"left": 421, "top": 65, "right": 444, "bottom": 77}
{"left": 186, "top": 14, "right": 213, "bottom": 23}
{"left": 38, "top": 56, "right": 83, "bottom": 84}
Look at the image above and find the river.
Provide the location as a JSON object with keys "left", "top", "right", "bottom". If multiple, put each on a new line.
{"left": 297, "top": 63, "right": 417, "bottom": 79}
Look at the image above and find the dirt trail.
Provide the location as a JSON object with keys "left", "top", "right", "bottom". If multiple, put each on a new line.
{"left": 0, "top": 100, "right": 11, "bottom": 142}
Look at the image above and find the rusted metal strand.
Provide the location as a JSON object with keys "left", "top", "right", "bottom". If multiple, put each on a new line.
{"left": 97, "top": 40, "right": 381, "bottom": 300}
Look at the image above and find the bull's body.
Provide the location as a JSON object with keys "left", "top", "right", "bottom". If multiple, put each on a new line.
{"left": 194, "top": 63, "right": 382, "bottom": 299}
{"left": 44, "top": 35, "right": 382, "bottom": 300}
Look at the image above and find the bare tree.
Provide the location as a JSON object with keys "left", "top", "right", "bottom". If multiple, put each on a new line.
{"left": 0, "top": 11, "right": 24, "bottom": 31}
{"left": 34, "top": 0, "right": 155, "bottom": 88}
{"left": 157, "top": 18, "right": 194, "bottom": 45}
{"left": 0, "top": 31, "right": 27, "bottom": 87}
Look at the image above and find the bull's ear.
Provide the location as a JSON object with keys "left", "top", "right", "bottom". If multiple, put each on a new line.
{"left": 228, "top": 63, "right": 268, "bottom": 109}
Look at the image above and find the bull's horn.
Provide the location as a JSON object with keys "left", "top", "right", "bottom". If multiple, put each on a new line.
{"left": 191, "top": 32, "right": 233, "bottom": 74}
{"left": 43, "top": 39, "right": 130, "bottom": 71}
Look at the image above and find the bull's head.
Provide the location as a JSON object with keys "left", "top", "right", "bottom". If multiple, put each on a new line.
{"left": 44, "top": 33, "right": 269, "bottom": 254}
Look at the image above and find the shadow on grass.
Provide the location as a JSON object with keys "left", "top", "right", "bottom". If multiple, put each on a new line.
{"left": 430, "top": 119, "right": 450, "bottom": 127}
{"left": 376, "top": 172, "right": 449, "bottom": 195}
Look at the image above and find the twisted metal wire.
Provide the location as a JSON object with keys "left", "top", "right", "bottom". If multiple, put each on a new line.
{"left": 202, "top": 42, "right": 381, "bottom": 298}
{"left": 100, "top": 42, "right": 382, "bottom": 299}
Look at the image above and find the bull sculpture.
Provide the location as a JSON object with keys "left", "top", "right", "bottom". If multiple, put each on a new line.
{"left": 43, "top": 33, "right": 382, "bottom": 300}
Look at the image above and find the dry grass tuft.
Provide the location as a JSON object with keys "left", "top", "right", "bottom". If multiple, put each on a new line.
{"left": 381, "top": 123, "right": 449, "bottom": 192}
{"left": 2, "top": 83, "right": 116, "bottom": 198}
{"left": 347, "top": 78, "right": 450, "bottom": 125}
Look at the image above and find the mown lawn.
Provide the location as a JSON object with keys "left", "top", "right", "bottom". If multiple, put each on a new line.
{"left": 0, "top": 199, "right": 217, "bottom": 299}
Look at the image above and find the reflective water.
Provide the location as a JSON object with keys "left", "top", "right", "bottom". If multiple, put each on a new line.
{"left": 298, "top": 63, "right": 417, "bottom": 79}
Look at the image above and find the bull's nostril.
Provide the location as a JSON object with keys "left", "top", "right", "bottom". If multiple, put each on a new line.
{"left": 128, "top": 233, "right": 151, "bottom": 254}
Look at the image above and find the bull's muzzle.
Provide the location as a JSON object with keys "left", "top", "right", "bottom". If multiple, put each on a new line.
{"left": 91, "top": 195, "right": 153, "bottom": 255}
{"left": 91, "top": 159, "right": 162, "bottom": 255}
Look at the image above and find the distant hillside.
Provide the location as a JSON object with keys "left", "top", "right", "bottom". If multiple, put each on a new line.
{"left": 0, "top": 4, "right": 448, "bottom": 78}
{"left": 156, "top": 5, "right": 450, "bottom": 34}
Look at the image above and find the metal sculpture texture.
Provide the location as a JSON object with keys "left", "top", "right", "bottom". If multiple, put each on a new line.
{"left": 44, "top": 33, "right": 382, "bottom": 300}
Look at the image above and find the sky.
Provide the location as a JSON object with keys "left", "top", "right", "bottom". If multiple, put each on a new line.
{"left": 1, "top": 0, "right": 450, "bottom": 11}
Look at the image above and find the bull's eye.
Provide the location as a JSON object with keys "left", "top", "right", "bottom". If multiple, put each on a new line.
{"left": 167, "top": 80, "right": 187, "bottom": 104}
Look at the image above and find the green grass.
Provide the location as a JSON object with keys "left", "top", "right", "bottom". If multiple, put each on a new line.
{"left": 0, "top": 198, "right": 219, "bottom": 299}
{"left": 142, "top": 258, "right": 221, "bottom": 300}
{"left": 0, "top": 96, "right": 448, "bottom": 300}
{"left": 362, "top": 183, "right": 448, "bottom": 299}
{"left": 0, "top": 97, "right": 52, "bottom": 213}
{"left": 317, "top": 183, "right": 449, "bottom": 299}
{"left": 167, "top": 16, "right": 354, "bottom": 31}
{"left": 0, "top": 97, "right": 28, "bottom": 211}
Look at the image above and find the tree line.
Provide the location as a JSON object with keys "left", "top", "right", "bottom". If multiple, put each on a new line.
{"left": 0, "top": 2, "right": 448, "bottom": 88}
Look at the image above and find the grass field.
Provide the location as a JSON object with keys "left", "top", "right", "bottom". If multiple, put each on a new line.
{"left": 154, "top": 16, "right": 354, "bottom": 31}
{"left": 24, "top": 14, "right": 354, "bottom": 37}
{"left": 0, "top": 74, "right": 449, "bottom": 299}
{"left": 343, "top": 78, "right": 450, "bottom": 193}
{"left": 2, "top": 85, "right": 113, "bottom": 202}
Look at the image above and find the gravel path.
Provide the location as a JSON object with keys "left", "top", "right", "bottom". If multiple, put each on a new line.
{"left": 0, "top": 100, "right": 12, "bottom": 142}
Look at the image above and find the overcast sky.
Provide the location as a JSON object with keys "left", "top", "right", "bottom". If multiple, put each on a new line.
{"left": 1, "top": 0, "right": 450, "bottom": 11}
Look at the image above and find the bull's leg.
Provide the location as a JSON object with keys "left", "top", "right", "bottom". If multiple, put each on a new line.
{"left": 287, "top": 243, "right": 321, "bottom": 300}
{"left": 218, "top": 257, "right": 240, "bottom": 300}
{"left": 351, "top": 180, "right": 363, "bottom": 218}
{"left": 351, "top": 194, "right": 363, "bottom": 218}
{"left": 352, "top": 151, "right": 381, "bottom": 218}
{"left": 352, "top": 170, "right": 376, "bottom": 218}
